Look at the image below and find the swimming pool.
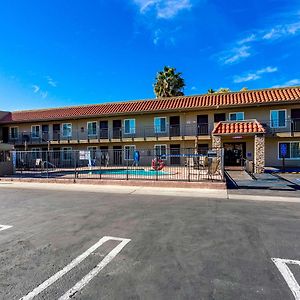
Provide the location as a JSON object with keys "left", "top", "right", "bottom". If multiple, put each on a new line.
{"left": 81, "top": 168, "right": 171, "bottom": 176}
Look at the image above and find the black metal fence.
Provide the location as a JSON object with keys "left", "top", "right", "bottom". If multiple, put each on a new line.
{"left": 11, "top": 148, "right": 224, "bottom": 182}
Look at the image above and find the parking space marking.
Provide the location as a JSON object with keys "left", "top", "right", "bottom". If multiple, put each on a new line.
{"left": 20, "top": 236, "right": 130, "bottom": 300}
{"left": 272, "top": 258, "right": 300, "bottom": 300}
{"left": 59, "top": 237, "right": 131, "bottom": 299}
{"left": 0, "top": 225, "right": 12, "bottom": 232}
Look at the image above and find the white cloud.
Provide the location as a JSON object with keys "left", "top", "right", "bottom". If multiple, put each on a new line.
{"left": 220, "top": 46, "right": 251, "bottom": 65}
{"left": 133, "top": 0, "right": 192, "bottom": 19}
{"left": 32, "top": 85, "right": 40, "bottom": 93}
{"left": 272, "top": 79, "right": 300, "bottom": 88}
{"left": 263, "top": 22, "right": 300, "bottom": 40}
{"left": 40, "top": 91, "right": 48, "bottom": 99}
{"left": 46, "top": 76, "right": 57, "bottom": 87}
{"left": 191, "top": 86, "right": 197, "bottom": 91}
{"left": 238, "top": 34, "right": 256, "bottom": 45}
{"left": 234, "top": 66, "right": 277, "bottom": 83}
{"left": 32, "top": 84, "right": 48, "bottom": 99}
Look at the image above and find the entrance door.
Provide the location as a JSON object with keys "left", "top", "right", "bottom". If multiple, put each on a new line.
{"left": 291, "top": 109, "right": 300, "bottom": 132}
{"left": 170, "top": 144, "right": 181, "bottom": 165}
{"left": 113, "top": 120, "right": 122, "bottom": 139}
{"left": 42, "top": 125, "right": 49, "bottom": 141}
{"left": 100, "top": 121, "right": 108, "bottom": 139}
{"left": 169, "top": 116, "right": 180, "bottom": 136}
{"left": 2, "top": 127, "right": 9, "bottom": 143}
{"left": 53, "top": 124, "right": 60, "bottom": 141}
{"left": 223, "top": 142, "right": 246, "bottom": 166}
{"left": 197, "top": 115, "right": 208, "bottom": 135}
{"left": 113, "top": 146, "right": 122, "bottom": 165}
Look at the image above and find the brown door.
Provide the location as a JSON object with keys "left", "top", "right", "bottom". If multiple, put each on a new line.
{"left": 100, "top": 121, "right": 108, "bottom": 139}
{"left": 291, "top": 109, "right": 300, "bottom": 132}
{"left": 2, "top": 127, "right": 9, "bottom": 143}
{"left": 53, "top": 124, "right": 60, "bottom": 140}
{"left": 170, "top": 144, "right": 181, "bottom": 165}
{"left": 113, "top": 146, "right": 122, "bottom": 165}
{"left": 169, "top": 116, "right": 180, "bottom": 136}
{"left": 113, "top": 120, "right": 122, "bottom": 139}
{"left": 197, "top": 115, "right": 208, "bottom": 135}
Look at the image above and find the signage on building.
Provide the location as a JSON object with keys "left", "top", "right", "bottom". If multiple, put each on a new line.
{"left": 280, "top": 143, "right": 287, "bottom": 158}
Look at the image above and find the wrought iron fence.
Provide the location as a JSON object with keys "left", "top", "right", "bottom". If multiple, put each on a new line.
{"left": 11, "top": 147, "right": 224, "bottom": 182}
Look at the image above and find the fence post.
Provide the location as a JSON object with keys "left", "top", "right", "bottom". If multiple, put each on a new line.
{"left": 99, "top": 150, "right": 102, "bottom": 180}
{"left": 126, "top": 156, "right": 129, "bottom": 180}
{"left": 46, "top": 150, "right": 49, "bottom": 179}
{"left": 74, "top": 150, "right": 77, "bottom": 183}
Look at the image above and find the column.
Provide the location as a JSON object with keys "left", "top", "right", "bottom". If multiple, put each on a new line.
{"left": 254, "top": 134, "right": 265, "bottom": 173}
{"left": 212, "top": 135, "right": 222, "bottom": 149}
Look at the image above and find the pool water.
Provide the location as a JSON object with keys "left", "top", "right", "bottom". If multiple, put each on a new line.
{"left": 82, "top": 168, "right": 171, "bottom": 176}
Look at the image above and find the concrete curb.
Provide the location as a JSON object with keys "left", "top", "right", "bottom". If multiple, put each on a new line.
{"left": 0, "top": 181, "right": 228, "bottom": 199}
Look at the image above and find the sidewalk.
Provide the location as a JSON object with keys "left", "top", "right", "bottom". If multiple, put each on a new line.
{"left": 0, "top": 181, "right": 228, "bottom": 199}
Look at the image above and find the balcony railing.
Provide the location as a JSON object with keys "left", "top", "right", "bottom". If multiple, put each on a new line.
{"left": 8, "top": 124, "right": 213, "bottom": 145}
{"left": 8, "top": 119, "right": 300, "bottom": 145}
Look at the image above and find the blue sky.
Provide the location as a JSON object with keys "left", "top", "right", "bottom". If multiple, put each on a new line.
{"left": 0, "top": 0, "right": 299, "bottom": 111}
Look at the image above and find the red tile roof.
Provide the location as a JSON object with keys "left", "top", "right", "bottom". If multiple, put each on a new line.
{"left": 212, "top": 120, "right": 266, "bottom": 135}
{"left": 1, "top": 86, "right": 300, "bottom": 124}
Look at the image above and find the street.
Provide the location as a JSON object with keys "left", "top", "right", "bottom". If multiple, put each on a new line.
{"left": 0, "top": 183, "right": 300, "bottom": 299}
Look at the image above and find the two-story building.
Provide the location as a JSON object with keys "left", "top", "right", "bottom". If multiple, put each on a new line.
{"left": 0, "top": 86, "right": 300, "bottom": 173}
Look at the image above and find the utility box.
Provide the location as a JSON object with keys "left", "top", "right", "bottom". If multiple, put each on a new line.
{"left": 245, "top": 160, "right": 254, "bottom": 173}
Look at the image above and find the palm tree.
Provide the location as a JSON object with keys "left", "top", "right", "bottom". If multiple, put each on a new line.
{"left": 217, "top": 87, "right": 231, "bottom": 93}
{"left": 207, "top": 88, "right": 215, "bottom": 94}
{"left": 154, "top": 66, "right": 185, "bottom": 98}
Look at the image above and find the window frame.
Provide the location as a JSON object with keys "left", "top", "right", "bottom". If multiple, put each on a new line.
{"left": 87, "top": 121, "right": 98, "bottom": 137}
{"left": 62, "top": 123, "right": 72, "bottom": 138}
{"left": 270, "top": 109, "right": 287, "bottom": 128}
{"left": 31, "top": 125, "right": 41, "bottom": 138}
{"left": 154, "top": 144, "right": 167, "bottom": 160}
{"left": 229, "top": 112, "right": 244, "bottom": 121}
{"left": 154, "top": 117, "right": 167, "bottom": 133}
{"left": 124, "top": 119, "right": 136, "bottom": 134}
{"left": 10, "top": 126, "right": 19, "bottom": 139}
{"left": 124, "top": 145, "right": 136, "bottom": 160}
{"left": 278, "top": 141, "right": 300, "bottom": 160}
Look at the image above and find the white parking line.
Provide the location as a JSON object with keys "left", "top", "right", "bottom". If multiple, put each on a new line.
{"left": 20, "top": 236, "right": 131, "bottom": 300}
{"left": 272, "top": 258, "right": 300, "bottom": 300}
{"left": 0, "top": 225, "right": 12, "bottom": 232}
{"left": 59, "top": 238, "right": 131, "bottom": 299}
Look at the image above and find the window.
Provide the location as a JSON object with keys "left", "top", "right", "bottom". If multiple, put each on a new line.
{"left": 154, "top": 117, "right": 166, "bottom": 133}
{"left": 214, "top": 113, "right": 226, "bottom": 122}
{"left": 271, "top": 110, "right": 286, "bottom": 128}
{"left": 10, "top": 127, "right": 19, "bottom": 139}
{"left": 229, "top": 112, "right": 244, "bottom": 121}
{"left": 87, "top": 122, "right": 97, "bottom": 137}
{"left": 124, "top": 145, "right": 136, "bottom": 160}
{"left": 31, "top": 125, "right": 40, "bottom": 138}
{"left": 124, "top": 119, "right": 135, "bottom": 134}
{"left": 278, "top": 142, "right": 300, "bottom": 159}
{"left": 62, "top": 123, "right": 72, "bottom": 138}
{"left": 62, "top": 147, "right": 72, "bottom": 161}
{"left": 154, "top": 144, "right": 167, "bottom": 159}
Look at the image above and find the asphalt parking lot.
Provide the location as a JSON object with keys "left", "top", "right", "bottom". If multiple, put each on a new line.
{"left": 1, "top": 184, "right": 300, "bottom": 299}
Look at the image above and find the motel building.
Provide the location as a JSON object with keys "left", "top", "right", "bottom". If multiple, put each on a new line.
{"left": 0, "top": 86, "right": 300, "bottom": 173}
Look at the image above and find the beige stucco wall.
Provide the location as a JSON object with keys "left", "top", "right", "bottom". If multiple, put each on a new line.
{"left": 6, "top": 103, "right": 300, "bottom": 139}
{"left": 265, "top": 137, "right": 300, "bottom": 167}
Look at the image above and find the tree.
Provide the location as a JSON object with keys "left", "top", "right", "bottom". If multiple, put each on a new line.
{"left": 207, "top": 88, "right": 215, "bottom": 94}
{"left": 217, "top": 87, "right": 231, "bottom": 93}
{"left": 154, "top": 66, "right": 185, "bottom": 98}
{"left": 240, "top": 87, "right": 248, "bottom": 91}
